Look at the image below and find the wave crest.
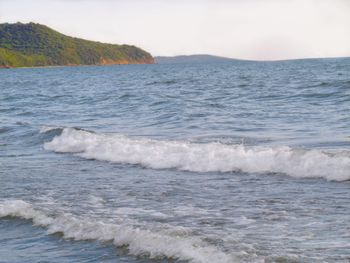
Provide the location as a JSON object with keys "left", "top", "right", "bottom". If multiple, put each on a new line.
{"left": 44, "top": 127, "right": 350, "bottom": 181}
{"left": 0, "top": 200, "right": 235, "bottom": 263}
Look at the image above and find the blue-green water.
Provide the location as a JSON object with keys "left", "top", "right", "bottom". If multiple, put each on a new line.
{"left": 1, "top": 59, "right": 350, "bottom": 263}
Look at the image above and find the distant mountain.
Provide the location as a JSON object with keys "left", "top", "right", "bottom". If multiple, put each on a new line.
{"left": 155, "top": 54, "right": 242, "bottom": 64}
{"left": 0, "top": 22, "right": 154, "bottom": 68}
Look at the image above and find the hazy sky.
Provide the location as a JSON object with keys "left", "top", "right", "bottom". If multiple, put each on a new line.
{"left": 1, "top": 0, "right": 349, "bottom": 60}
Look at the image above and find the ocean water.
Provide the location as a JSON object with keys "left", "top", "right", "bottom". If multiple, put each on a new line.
{"left": 1, "top": 59, "right": 350, "bottom": 263}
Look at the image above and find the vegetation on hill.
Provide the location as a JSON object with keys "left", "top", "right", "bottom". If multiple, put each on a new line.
{"left": 0, "top": 22, "right": 154, "bottom": 67}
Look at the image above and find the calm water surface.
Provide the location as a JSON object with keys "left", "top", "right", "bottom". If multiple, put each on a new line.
{"left": 1, "top": 59, "right": 350, "bottom": 263}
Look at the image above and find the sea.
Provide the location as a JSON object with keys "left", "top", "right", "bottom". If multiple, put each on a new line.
{"left": 1, "top": 58, "right": 350, "bottom": 263}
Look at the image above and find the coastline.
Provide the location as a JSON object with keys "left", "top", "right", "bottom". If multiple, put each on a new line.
{"left": 0, "top": 61, "right": 155, "bottom": 70}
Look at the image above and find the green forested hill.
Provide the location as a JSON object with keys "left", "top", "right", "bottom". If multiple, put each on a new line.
{"left": 0, "top": 22, "right": 154, "bottom": 67}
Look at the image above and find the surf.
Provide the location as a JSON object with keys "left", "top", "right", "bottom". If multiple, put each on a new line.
{"left": 0, "top": 199, "right": 236, "bottom": 263}
{"left": 43, "top": 127, "right": 350, "bottom": 181}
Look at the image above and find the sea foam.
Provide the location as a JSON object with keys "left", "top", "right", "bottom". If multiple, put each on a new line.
{"left": 44, "top": 127, "right": 350, "bottom": 181}
{"left": 0, "top": 200, "right": 236, "bottom": 263}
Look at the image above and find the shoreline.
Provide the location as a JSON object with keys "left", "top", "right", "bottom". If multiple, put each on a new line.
{"left": 0, "top": 61, "right": 155, "bottom": 70}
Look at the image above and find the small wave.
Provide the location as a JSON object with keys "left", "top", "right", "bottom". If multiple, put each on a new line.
{"left": 0, "top": 126, "right": 12, "bottom": 134}
{"left": 40, "top": 126, "right": 92, "bottom": 134}
{"left": 146, "top": 79, "right": 178, "bottom": 86}
{"left": 40, "top": 126, "right": 64, "bottom": 133}
{"left": 43, "top": 127, "right": 350, "bottom": 181}
{"left": 0, "top": 200, "right": 236, "bottom": 263}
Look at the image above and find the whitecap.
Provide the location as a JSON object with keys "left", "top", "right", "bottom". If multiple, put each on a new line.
{"left": 43, "top": 127, "right": 350, "bottom": 181}
{"left": 0, "top": 200, "right": 237, "bottom": 263}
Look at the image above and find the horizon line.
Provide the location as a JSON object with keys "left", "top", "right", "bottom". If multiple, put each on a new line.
{"left": 154, "top": 54, "right": 350, "bottom": 63}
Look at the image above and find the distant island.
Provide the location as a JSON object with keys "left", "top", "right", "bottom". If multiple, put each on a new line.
{"left": 0, "top": 22, "right": 154, "bottom": 68}
{"left": 155, "top": 54, "right": 244, "bottom": 64}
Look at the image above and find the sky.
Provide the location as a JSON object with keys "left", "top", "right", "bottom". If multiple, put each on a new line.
{"left": 0, "top": 0, "right": 349, "bottom": 60}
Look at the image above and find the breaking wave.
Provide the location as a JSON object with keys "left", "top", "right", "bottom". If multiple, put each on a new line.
{"left": 0, "top": 200, "right": 235, "bottom": 263}
{"left": 43, "top": 127, "right": 350, "bottom": 181}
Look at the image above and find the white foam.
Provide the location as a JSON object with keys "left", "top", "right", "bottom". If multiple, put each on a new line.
{"left": 0, "top": 200, "right": 53, "bottom": 226}
{"left": 114, "top": 207, "right": 168, "bottom": 219}
{"left": 44, "top": 127, "right": 350, "bottom": 181}
{"left": 0, "top": 200, "right": 236, "bottom": 263}
{"left": 173, "top": 205, "right": 217, "bottom": 216}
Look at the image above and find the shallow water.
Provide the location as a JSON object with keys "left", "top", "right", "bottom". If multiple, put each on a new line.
{"left": 1, "top": 59, "right": 350, "bottom": 262}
